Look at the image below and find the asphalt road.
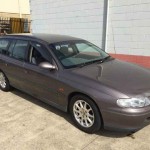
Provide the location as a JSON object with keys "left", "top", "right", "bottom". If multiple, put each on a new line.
{"left": 0, "top": 89, "right": 150, "bottom": 150}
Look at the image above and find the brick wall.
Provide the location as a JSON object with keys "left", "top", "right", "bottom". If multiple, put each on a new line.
{"left": 30, "top": 0, "right": 150, "bottom": 68}
{"left": 110, "top": 53, "right": 150, "bottom": 68}
{"left": 30, "top": 0, "right": 105, "bottom": 48}
{"left": 107, "top": 0, "right": 150, "bottom": 68}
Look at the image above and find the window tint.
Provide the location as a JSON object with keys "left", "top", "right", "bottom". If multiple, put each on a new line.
{"left": 51, "top": 40, "right": 109, "bottom": 69}
{"left": 0, "top": 39, "right": 10, "bottom": 55}
{"left": 8, "top": 40, "right": 16, "bottom": 56}
{"left": 76, "top": 43, "right": 101, "bottom": 56}
{"left": 12, "top": 40, "right": 28, "bottom": 61}
{"left": 29, "top": 42, "right": 52, "bottom": 65}
{"left": 30, "top": 47, "right": 47, "bottom": 65}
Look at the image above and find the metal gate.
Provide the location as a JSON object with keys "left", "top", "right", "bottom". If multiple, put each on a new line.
{"left": 0, "top": 17, "right": 31, "bottom": 35}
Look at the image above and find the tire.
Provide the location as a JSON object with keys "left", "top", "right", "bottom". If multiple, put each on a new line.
{"left": 0, "top": 71, "right": 10, "bottom": 91}
{"left": 69, "top": 94, "right": 102, "bottom": 133}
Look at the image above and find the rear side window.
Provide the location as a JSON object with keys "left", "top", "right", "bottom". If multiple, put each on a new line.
{"left": 12, "top": 40, "right": 28, "bottom": 61}
{"left": 8, "top": 40, "right": 16, "bottom": 56}
{"left": 0, "top": 39, "right": 10, "bottom": 55}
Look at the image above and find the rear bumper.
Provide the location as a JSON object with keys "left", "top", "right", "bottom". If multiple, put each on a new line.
{"left": 101, "top": 109, "right": 150, "bottom": 132}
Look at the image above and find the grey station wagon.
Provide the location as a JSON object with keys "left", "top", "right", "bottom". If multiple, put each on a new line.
{"left": 0, "top": 34, "right": 150, "bottom": 133}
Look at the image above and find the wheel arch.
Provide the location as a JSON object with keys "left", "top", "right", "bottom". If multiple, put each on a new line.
{"left": 0, "top": 69, "right": 11, "bottom": 91}
{"left": 67, "top": 91, "right": 104, "bottom": 126}
{"left": 0, "top": 69, "right": 9, "bottom": 81}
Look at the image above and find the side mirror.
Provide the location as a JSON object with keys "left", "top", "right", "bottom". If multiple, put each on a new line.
{"left": 39, "top": 62, "right": 56, "bottom": 70}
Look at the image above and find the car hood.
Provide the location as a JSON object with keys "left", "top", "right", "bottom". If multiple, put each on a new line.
{"left": 68, "top": 59, "right": 150, "bottom": 97}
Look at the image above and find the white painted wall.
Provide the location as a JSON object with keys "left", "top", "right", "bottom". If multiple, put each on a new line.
{"left": 107, "top": 0, "right": 150, "bottom": 56}
{"left": 30, "top": 0, "right": 105, "bottom": 48}
{"left": 0, "top": 0, "right": 30, "bottom": 14}
{"left": 30, "top": 0, "right": 150, "bottom": 57}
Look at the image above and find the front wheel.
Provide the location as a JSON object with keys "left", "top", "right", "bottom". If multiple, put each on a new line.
{"left": 0, "top": 71, "right": 10, "bottom": 91}
{"left": 69, "top": 95, "right": 102, "bottom": 133}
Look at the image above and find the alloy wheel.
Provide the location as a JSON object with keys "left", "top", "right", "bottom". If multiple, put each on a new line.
{"left": 73, "top": 100, "right": 95, "bottom": 128}
{"left": 0, "top": 72, "right": 7, "bottom": 89}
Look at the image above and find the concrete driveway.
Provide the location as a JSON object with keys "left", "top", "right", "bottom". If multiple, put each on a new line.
{"left": 0, "top": 90, "right": 150, "bottom": 150}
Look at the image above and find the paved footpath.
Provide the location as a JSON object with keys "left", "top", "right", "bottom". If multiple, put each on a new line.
{"left": 0, "top": 90, "right": 150, "bottom": 150}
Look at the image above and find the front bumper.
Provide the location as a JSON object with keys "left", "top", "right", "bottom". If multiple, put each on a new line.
{"left": 101, "top": 108, "right": 150, "bottom": 132}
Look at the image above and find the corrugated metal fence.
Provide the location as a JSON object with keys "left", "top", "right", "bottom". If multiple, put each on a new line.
{"left": 0, "top": 17, "right": 31, "bottom": 35}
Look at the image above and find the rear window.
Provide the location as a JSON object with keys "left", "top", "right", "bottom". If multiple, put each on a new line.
{"left": 0, "top": 39, "right": 10, "bottom": 55}
{"left": 12, "top": 40, "right": 28, "bottom": 61}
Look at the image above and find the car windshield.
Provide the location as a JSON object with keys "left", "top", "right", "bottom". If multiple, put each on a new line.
{"left": 50, "top": 40, "right": 110, "bottom": 69}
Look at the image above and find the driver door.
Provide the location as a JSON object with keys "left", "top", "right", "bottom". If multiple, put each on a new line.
{"left": 23, "top": 41, "right": 60, "bottom": 105}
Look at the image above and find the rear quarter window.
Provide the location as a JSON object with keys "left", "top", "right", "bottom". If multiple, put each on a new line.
{"left": 0, "top": 39, "right": 10, "bottom": 55}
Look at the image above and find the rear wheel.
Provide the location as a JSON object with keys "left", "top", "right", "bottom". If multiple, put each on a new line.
{"left": 0, "top": 71, "right": 10, "bottom": 91}
{"left": 70, "top": 94, "right": 102, "bottom": 133}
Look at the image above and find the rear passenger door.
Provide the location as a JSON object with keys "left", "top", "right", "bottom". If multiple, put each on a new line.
{"left": 1, "top": 39, "right": 29, "bottom": 90}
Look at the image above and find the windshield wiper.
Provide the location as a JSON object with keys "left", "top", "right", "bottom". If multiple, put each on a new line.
{"left": 100, "top": 56, "right": 111, "bottom": 63}
{"left": 78, "top": 61, "right": 94, "bottom": 68}
{"left": 78, "top": 59, "right": 103, "bottom": 68}
{"left": 77, "top": 56, "right": 111, "bottom": 68}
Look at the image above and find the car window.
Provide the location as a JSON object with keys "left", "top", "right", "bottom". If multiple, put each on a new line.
{"left": 29, "top": 47, "right": 47, "bottom": 65}
{"left": 29, "top": 42, "right": 52, "bottom": 66}
{"left": 12, "top": 40, "right": 28, "bottom": 61}
{"left": 51, "top": 40, "right": 109, "bottom": 69}
{"left": 31, "top": 42, "right": 52, "bottom": 61}
{"left": 0, "top": 39, "right": 10, "bottom": 55}
{"left": 8, "top": 40, "right": 16, "bottom": 56}
{"left": 76, "top": 43, "right": 101, "bottom": 56}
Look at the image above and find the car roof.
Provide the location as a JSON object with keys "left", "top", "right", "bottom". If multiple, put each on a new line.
{"left": 3, "top": 33, "right": 83, "bottom": 44}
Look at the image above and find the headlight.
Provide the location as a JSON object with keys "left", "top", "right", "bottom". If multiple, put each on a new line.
{"left": 117, "top": 97, "right": 150, "bottom": 108}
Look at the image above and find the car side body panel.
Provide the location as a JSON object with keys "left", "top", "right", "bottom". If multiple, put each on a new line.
{"left": 0, "top": 55, "right": 26, "bottom": 90}
{"left": 0, "top": 34, "right": 150, "bottom": 132}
